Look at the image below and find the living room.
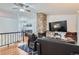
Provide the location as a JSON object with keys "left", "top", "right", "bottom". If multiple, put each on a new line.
{"left": 0, "top": 3, "right": 79, "bottom": 55}
{"left": 35, "top": 3, "right": 79, "bottom": 44}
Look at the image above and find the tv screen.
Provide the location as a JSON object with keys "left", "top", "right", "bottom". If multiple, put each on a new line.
{"left": 49, "top": 21, "right": 67, "bottom": 32}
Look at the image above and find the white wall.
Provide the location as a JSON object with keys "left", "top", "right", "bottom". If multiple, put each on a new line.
{"left": 0, "top": 10, "right": 19, "bottom": 33}
{"left": 0, "top": 12, "right": 37, "bottom": 34}
{"left": 77, "top": 15, "right": 79, "bottom": 45}
{"left": 47, "top": 15, "right": 77, "bottom": 32}
{"left": 0, "top": 16, "right": 18, "bottom": 33}
{"left": 0, "top": 10, "right": 37, "bottom": 33}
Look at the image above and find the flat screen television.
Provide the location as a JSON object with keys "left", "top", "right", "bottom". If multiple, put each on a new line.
{"left": 49, "top": 21, "right": 67, "bottom": 32}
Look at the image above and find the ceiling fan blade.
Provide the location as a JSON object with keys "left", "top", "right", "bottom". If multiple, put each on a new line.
{"left": 14, "top": 3, "right": 29, "bottom": 8}
{"left": 25, "top": 9, "right": 31, "bottom": 12}
{"left": 25, "top": 5, "right": 29, "bottom": 8}
{"left": 14, "top": 3, "right": 24, "bottom": 7}
{"left": 13, "top": 3, "right": 31, "bottom": 12}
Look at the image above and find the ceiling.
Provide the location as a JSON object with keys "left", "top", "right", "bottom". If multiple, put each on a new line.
{"left": 0, "top": 3, "right": 79, "bottom": 15}
{"left": 0, "top": 3, "right": 36, "bottom": 17}
{"left": 28, "top": 3, "right": 79, "bottom": 15}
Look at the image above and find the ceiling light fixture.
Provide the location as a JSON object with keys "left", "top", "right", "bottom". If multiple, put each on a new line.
{"left": 20, "top": 9, "right": 25, "bottom": 12}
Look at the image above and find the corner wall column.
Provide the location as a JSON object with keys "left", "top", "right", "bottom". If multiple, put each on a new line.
{"left": 37, "top": 13, "right": 47, "bottom": 36}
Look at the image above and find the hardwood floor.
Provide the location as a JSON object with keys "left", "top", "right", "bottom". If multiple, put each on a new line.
{"left": 0, "top": 43, "right": 28, "bottom": 55}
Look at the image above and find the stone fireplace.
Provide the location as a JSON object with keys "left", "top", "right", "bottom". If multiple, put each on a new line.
{"left": 37, "top": 13, "right": 47, "bottom": 37}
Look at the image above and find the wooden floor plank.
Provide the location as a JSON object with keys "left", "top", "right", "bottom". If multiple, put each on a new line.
{"left": 0, "top": 43, "right": 28, "bottom": 55}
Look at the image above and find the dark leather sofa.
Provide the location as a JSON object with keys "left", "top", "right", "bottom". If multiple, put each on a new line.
{"left": 37, "top": 38, "right": 79, "bottom": 55}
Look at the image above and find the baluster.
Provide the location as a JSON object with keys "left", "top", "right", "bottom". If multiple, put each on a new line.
{"left": 13, "top": 33, "right": 14, "bottom": 43}
{"left": 23, "top": 32, "right": 24, "bottom": 42}
{"left": 7, "top": 34, "right": 9, "bottom": 47}
{"left": 6, "top": 34, "right": 7, "bottom": 45}
{"left": 5, "top": 34, "right": 6, "bottom": 45}
{"left": 18, "top": 33, "right": 20, "bottom": 42}
{"left": 13, "top": 33, "right": 15, "bottom": 43}
{"left": 1, "top": 34, "right": 3, "bottom": 46}
{"left": 14, "top": 33, "right": 16, "bottom": 43}
{"left": 2, "top": 34, "right": 4, "bottom": 45}
{"left": 0, "top": 34, "right": 1, "bottom": 46}
{"left": 6, "top": 34, "right": 9, "bottom": 45}
{"left": 18, "top": 33, "right": 21, "bottom": 42}
{"left": 17, "top": 33, "right": 18, "bottom": 41}
{"left": 8, "top": 34, "right": 10, "bottom": 44}
{"left": 21, "top": 32, "right": 22, "bottom": 41}
{"left": 10, "top": 34, "right": 11, "bottom": 44}
{"left": 16, "top": 33, "right": 17, "bottom": 42}
{"left": 0, "top": 34, "right": 2, "bottom": 46}
{"left": 15, "top": 33, "right": 17, "bottom": 42}
{"left": 20, "top": 33, "right": 22, "bottom": 41}
{"left": 11, "top": 34, "right": 13, "bottom": 43}
{"left": 10, "top": 34, "right": 12, "bottom": 44}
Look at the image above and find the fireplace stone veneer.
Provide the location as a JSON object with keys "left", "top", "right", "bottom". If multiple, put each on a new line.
{"left": 37, "top": 13, "right": 47, "bottom": 34}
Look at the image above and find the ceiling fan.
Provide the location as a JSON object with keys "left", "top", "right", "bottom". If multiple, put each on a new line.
{"left": 13, "top": 3, "right": 31, "bottom": 12}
